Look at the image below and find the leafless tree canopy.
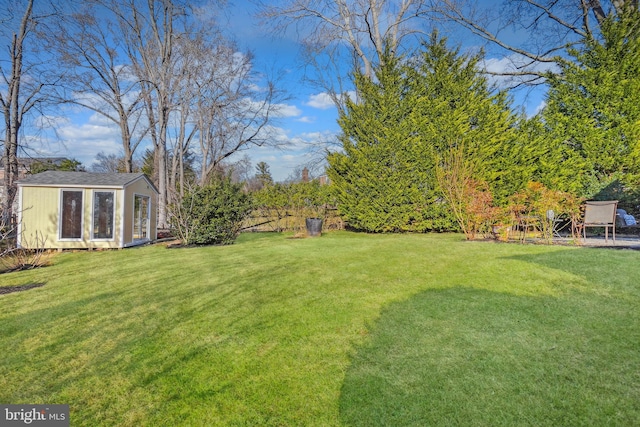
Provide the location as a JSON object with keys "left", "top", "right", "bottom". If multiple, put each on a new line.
{"left": 259, "top": 0, "right": 638, "bottom": 93}
{"left": 259, "top": 0, "right": 436, "bottom": 103}
{"left": 432, "top": 0, "right": 639, "bottom": 84}
{"left": 51, "top": 0, "right": 286, "bottom": 227}
{"left": 0, "top": 0, "right": 63, "bottom": 228}
{"left": 49, "top": 1, "right": 149, "bottom": 173}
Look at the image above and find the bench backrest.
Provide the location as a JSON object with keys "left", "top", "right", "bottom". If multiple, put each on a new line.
{"left": 584, "top": 201, "right": 618, "bottom": 226}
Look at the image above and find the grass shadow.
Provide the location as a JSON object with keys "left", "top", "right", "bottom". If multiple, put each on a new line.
{"left": 340, "top": 286, "right": 640, "bottom": 426}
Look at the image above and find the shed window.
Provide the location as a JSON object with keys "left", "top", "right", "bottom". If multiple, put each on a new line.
{"left": 61, "top": 190, "right": 83, "bottom": 239}
{"left": 93, "top": 191, "right": 115, "bottom": 239}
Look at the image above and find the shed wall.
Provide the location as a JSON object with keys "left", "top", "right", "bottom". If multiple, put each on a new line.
{"left": 19, "top": 186, "right": 125, "bottom": 249}
{"left": 19, "top": 187, "right": 59, "bottom": 249}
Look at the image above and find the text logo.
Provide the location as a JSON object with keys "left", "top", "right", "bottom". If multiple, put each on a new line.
{"left": 0, "top": 405, "right": 69, "bottom": 427}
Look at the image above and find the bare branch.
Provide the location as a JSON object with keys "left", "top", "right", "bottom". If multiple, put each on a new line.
{"left": 1, "top": 0, "right": 62, "bottom": 227}
{"left": 258, "top": 0, "right": 434, "bottom": 100}
{"left": 431, "top": 0, "right": 639, "bottom": 85}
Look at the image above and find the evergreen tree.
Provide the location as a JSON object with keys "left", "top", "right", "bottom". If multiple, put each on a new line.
{"left": 327, "top": 33, "right": 518, "bottom": 232}
{"left": 542, "top": 6, "right": 640, "bottom": 196}
{"left": 254, "top": 161, "right": 274, "bottom": 188}
{"left": 328, "top": 47, "right": 439, "bottom": 232}
{"left": 408, "top": 33, "right": 519, "bottom": 203}
{"left": 30, "top": 158, "right": 84, "bottom": 173}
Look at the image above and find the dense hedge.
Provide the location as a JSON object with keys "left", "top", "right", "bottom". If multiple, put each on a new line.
{"left": 327, "top": 35, "right": 519, "bottom": 232}
{"left": 170, "top": 178, "right": 253, "bottom": 245}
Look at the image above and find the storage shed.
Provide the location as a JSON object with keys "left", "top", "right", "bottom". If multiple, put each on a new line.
{"left": 16, "top": 171, "right": 158, "bottom": 249}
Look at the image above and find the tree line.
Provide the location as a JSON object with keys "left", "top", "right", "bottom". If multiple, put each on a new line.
{"left": 2, "top": 0, "right": 639, "bottom": 239}
{"left": 327, "top": 6, "right": 640, "bottom": 233}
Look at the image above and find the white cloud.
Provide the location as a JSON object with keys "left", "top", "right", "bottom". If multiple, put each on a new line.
{"left": 533, "top": 100, "right": 547, "bottom": 115}
{"left": 35, "top": 115, "right": 71, "bottom": 128}
{"left": 223, "top": 124, "right": 338, "bottom": 182}
{"left": 36, "top": 112, "right": 125, "bottom": 166}
{"left": 343, "top": 91, "right": 357, "bottom": 102}
{"left": 306, "top": 91, "right": 359, "bottom": 109}
{"left": 238, "top": 98, "right": 302, "bottom": 119}
{"left": 58, "top": 123, "right": 119, "bottom": 142}
{"left": 297, "top": 116, "right": 316, "bottom": 123}
{"left": 273, "top": 103, "right": 303, "bottom": 118}
{"left": 306, "top": 92, "right": 336, "bottom": 110}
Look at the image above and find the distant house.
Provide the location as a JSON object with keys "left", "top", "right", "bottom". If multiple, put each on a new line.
{"left": 16, "top": 171, "right": 158, "bottom": 249}
{"left": 0, "top": 157, "right": 70, "bottom": 182}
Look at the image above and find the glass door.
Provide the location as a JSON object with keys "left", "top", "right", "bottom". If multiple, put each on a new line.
{"left": 133, "top": 195, "right": 150, "bottom": 240}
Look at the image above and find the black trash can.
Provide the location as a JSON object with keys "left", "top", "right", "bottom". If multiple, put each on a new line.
{"left": 305, "top": 218, "right": 323, "bottom": 237}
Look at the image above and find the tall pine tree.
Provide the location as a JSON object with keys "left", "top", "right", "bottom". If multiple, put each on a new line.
{"left": 327, "top": 33, "right": 518, "bottom": 232}
{"left": 542, "top": 6, "right": 640, "bottom": 196}
{"left": 328, "top": 47, "right": 443, "bottom": 232}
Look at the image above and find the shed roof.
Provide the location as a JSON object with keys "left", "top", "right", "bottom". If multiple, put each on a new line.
{"left": 17, "top": 171, "right": 158, "bottom": 193}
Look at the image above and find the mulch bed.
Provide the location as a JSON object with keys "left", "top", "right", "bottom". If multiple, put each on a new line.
{"left": 0, "top": 283, "right": 45, "bottom": 295}
{"left": 157, "top": 229, "right": 173, "bottom": 239}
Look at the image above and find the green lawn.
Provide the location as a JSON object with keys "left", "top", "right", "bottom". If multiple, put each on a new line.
{"left": 1, "top": 232, "right": 639, "bottom": 426}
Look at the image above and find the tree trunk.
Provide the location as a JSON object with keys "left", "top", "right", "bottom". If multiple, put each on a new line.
{"left": 1, "top": 0, "right": 33, "bottom": 229}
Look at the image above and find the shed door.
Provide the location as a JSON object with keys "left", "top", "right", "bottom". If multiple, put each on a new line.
{"left": 133, "top": 194, "right": 150, "bottom": 240}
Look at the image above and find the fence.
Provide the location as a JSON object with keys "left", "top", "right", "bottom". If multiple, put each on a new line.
{"left": 243, "top": 207, "right": 344, "bottom": 233}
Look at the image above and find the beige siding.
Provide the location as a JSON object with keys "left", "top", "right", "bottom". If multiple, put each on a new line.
{"left": 19, "top": 187, "right": 60, "bottom": 249}
{"left": 123, "top": 186, "right": 134, "bottom": 245}
{"left": 87, "top": 188, "right": 124, "bottom": 249}
{"left": 19, "top": 187, "right": 125, "bottom": 249}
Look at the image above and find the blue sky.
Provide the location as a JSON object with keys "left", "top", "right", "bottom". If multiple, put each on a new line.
{"left": 35, "top": 0, "right": 548, "bottom": 182}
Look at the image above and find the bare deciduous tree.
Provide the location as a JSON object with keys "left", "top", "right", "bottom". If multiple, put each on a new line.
{"left": 0, "top": 0, "right": 60, "bottom": 229}
{"left": 167, "top": 32, "right": 209, "bottom": 199}
{"left": 432, "top": 0, "right": 639, "bottom": 85}
{"left": 50, "top": 0, "right": 149, "bottom": 173}
{"left": 258, "top": 0, "right": 435, "bottom": 104}
{"left": 90, "top": 151, "right": 141, "bottom": 173}
{"left": 193, "top": 44, "right": 287, "bottom": 187}
{"left": 108, "top": 0, "right": 187, "bottom": 228}
{"left": 97, "top": 0, "right": 287, "bottom": 228}
{"left": 261, "top": 0, "right": 638, "bottom": 92}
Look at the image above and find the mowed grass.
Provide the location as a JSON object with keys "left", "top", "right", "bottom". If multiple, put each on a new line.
{"left": 1, "top": 232, "right": 639, "bottom": 426}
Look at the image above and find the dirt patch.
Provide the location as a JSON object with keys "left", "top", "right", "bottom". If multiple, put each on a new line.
{"left": 0, "top": 283, "right": 46, "bottom": 295}
{"left": 164, "top": 240, "right": 186, "bottom": 248}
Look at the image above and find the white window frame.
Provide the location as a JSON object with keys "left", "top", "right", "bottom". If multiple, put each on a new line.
{"left": 59, "top": 189, "right": 84, "bottom": 241}
{"left": 91, "top": 190, "right": 116, "bottom": 241}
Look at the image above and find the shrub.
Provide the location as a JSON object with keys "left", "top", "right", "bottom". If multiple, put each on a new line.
{"left": 170, "top": 178, "right": 253, "bottom": 246}
{"left": 439, "top": 175, "right": 501, "bottom": 240}
{"left": 0, "top": 230, "right": 50, "bottom": 273}
{"left": 436, "top": 143, "right": 502, "bottom": 240}
{"left": 509, "top": 182, "right": 582, "bottom": 242}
